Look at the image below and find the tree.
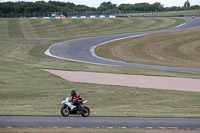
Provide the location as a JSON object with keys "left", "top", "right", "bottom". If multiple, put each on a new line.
{"left": 118, "top": 4, "right": 136, "bottom": 11}
{"left": 184, "top": 0, "right": 190, "bottom": 7}
{"left": 0, "top": 1, "right": 199, "bottom": 17}
{"left": 151, "top": 2, "right": 164, "bottom": 11}
{"left": 60, "top": 6, "right": 70, "bottom": 16}
{"left": 134, "top": 3, "right": 151, "bottom": 11}
{"left": 75, "top": 5, "right": 95, "bottom": 11}
{"left": 98, "top": 1, "right": 117, "bottom": 11}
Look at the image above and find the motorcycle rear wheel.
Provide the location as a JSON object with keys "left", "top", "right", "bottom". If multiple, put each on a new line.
{"left": 61, "top": 106, "right": 70, "bottom": 117}
{"left": 81, "top": 107, "right": 90, "bottom": 117}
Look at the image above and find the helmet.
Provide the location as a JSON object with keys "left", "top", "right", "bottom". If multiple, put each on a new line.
{"left": 71, "top": 90, "right": 76, "bottom": 96}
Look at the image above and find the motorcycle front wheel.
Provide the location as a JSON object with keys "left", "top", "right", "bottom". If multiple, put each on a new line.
{"left": 61, "top": 106, "right": 70, "bottom": 117}
{"left": 81, "top": 107, "right": 90, "bottom": 117}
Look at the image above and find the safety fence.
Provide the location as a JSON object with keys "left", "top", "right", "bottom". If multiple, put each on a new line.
{"left": 1, "top": 10, "right": 199, "bottom": 18}
{"left": 28, "top": 15, "right": 116, "bottom": 19}
{"left": 0, "top": 11, "right": 159, "bottom": 18}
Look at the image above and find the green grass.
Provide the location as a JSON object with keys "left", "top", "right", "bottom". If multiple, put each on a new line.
{"left": 96, "top": 28, "right": 200, "bottom": 69}
{"left": 129, "top": 9, "right": 200, "bottom": 16}
{"left": 1, "top": 128, "right": 199, "bottom": 133}
{"left": 160, "top": 10, "right": 200, "bottom": 16}
{"left": 0, "top": 18, "right": 200, "bottom": 117}
{"left": 0, "top": 42, "right": 200, "bottom": 117}
{"left": 0, "top": 17, "right": 185, "bottom": 41}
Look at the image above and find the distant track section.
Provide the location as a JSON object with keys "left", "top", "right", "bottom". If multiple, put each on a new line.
{"left": 46, "top": 17, "right": 200, "bottom": 73}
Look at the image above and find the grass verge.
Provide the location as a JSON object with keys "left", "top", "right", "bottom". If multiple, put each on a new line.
{"left": 0, "top": 42, "right": 200, "bottom": 117}
{"left": 0, "top": 128, "right": 200, "bottom": 133}
{"left": 0, "top": 17, "right": 185, "bottom": 41}
{"left": 96, "top": 28, "right": 200, "bottom": 68}
{"left": 128, "top": 9, "right": 200, "bottom": 16}
{"left": 0, "top": 18, "right": 200, "bottom": 117}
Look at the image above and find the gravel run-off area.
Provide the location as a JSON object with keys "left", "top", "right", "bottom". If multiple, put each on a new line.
{"left": 43, "top": 69, "right": 200, "bottom": 92}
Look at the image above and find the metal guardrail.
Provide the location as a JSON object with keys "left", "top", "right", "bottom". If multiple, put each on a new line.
{"left": 27, "top": 15, "right": 116, "bottom": 19}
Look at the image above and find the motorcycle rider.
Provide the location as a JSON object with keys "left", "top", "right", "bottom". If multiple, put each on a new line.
{"left": 71, "top": 90, "right": 83, "bottom": 110}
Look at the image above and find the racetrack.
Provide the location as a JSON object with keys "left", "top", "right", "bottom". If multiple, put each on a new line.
{"left": 1, "top": 116, "right": 200, "bottom": 129}
{"left": 46, "top": 17, "right": 200, "bottom": 73}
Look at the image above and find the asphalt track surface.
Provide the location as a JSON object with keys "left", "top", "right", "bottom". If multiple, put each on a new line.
{"left": 46, "top": 17, "right": 200, "bottom": 73}
{"left": 1, "top": 116, "right": 200, "bottom": 129}
{"left": 1, "top": 17, "right": 200, "bottom": 129}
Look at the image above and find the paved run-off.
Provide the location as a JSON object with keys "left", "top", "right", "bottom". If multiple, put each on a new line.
{"left": 43, "top": 69, "right": 200, "bottom": 92}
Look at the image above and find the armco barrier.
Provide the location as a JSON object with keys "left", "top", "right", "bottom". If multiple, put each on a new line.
{"left": 68, "top": 15, "right": 116, "bottom": 19}
{"left": 29, "top": 15, "right": 116, "bottom": 19}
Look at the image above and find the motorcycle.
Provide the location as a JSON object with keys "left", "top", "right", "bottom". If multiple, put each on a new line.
{"left": 61, "top": 97, "right": 90, "bottom": 117}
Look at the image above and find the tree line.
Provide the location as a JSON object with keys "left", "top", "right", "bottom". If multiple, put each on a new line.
{"left": 0, "top": 1, "right": 199, "bottom": 16}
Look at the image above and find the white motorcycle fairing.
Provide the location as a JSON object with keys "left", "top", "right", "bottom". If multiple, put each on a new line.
{"left": 62, "top": 97, "right": 76, "bottom": 110}
{"left": 61, "top": 97, "right": 90, "bottom": 117}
